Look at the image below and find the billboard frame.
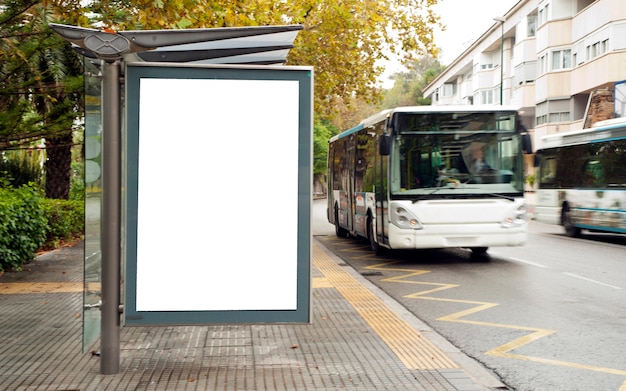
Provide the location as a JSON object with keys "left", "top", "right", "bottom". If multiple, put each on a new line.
{"left": 124, "top": 62, "right": 313, "bottom": 326}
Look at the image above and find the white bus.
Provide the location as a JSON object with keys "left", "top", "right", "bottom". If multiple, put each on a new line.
{"left": 327, "top": 106, "right": 531, "bottom": 255}
{"left": 534, "top": 118, "right": 626, "bottom": 237}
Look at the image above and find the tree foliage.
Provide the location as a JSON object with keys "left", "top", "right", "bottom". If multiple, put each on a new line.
{"left": 382, "top": 56, "right": 445, "bottom": 108}
{"left": 1, "top": 0, "right": 443, "bottom": 199}
{"left": 0, "top": 1, "right": 85, "bottom": 198}
{"left": 313, "top": 119, "right": 336, "bottom": 176}
{"left": 84, "top": 0, "right": 442, "bottom": 118}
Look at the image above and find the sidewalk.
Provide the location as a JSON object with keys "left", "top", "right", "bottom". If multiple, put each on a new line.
{"left": 0, "top": 238, "right": 507, "bottom": 391}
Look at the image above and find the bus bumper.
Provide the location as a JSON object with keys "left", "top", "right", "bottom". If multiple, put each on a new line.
{"left": 386, "top": 223, "right": 527, "bottom": 250}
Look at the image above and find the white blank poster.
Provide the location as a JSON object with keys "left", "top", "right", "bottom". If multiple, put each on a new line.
{"left": 135, "top": 77, "right": 300, "bottom": 312}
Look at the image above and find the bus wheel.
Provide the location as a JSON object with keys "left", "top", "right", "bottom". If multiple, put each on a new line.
{"left": 367, "top": 215, "right": 383, "bottom": 256}
{"left": 335, "top": 206, "right": 348, "bottom": 238}
{"left": 561, "top": 205, "right": 581, "bottom": 237}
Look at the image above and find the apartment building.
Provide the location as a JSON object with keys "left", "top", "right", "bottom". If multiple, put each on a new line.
{"left": 423, "top": 0, "right": 626, "bottom": 151}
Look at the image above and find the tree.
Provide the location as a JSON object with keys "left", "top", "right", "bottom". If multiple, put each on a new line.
{"left": 85, "top": 0, "right": 442, "bottom": 118}
{"left": 2, "top": 0, "right": 443, "bottom": 197}
{"left": 313, "top": 119, "right": 334, "bottom": 177}
{"left": 382, "top": 55, "right": 445, "bottom": 108}
{"left": 0, "top": 1, "right": 85, "bottom": 199}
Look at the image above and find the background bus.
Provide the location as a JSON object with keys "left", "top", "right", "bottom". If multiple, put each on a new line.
{"left": 534, "top": 117, "right": 626, "bottom": 237}
{"left": 327, "top": 106, "right": 531, "bottom": 255}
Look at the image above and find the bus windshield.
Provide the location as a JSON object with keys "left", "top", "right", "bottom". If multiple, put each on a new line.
{"left": 390, "top": 123, "right": 524, "bottom": 198}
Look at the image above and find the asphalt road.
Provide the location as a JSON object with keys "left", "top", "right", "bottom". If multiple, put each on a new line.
{"left": 312, "top": 198, "right": 626, "bottom": 391}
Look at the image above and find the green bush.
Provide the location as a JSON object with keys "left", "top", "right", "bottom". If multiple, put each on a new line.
{"left": 0, "top": 149, "right": 45, "bottom": 188}
{"left": 69, "top": 161, "right": 85, "bottom": 201}
{"left": 0, "top": 184, "right": 48, "bottom": 272}
{"left": 42, "top": 199, "right": 85, "bottom": 249}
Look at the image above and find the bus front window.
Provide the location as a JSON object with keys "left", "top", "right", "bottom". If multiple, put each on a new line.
{"left": 390, "top": 133, "right": 524, "bottom": 197}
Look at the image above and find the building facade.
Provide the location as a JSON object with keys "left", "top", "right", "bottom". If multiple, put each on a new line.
{"left": 423, "top": 0, "right": 626, "bottom": 152}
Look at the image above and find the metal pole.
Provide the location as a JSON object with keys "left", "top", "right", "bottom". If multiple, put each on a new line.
{"left": 100, "top": 59, "right": 121, "bottom": 374}
{"left": 499, "top": 22, "right": 504, "bottom": 105}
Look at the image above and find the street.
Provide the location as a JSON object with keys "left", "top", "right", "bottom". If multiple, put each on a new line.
{"left": 312, "top": 198, "right": 626, "bottom": 391}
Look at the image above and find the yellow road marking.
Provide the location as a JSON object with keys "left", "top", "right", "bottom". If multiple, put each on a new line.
{"left": 0, "top": 282, "right": 84, "bottom": 294}
{"left": 357, "top": 258, "right": 626, "bottom": 387}
{"left": 313, "top": 244, "right": 458, "bottom": 370}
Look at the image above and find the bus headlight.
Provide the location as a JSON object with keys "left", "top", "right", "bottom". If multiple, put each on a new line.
{"left": 501, "top": 204, "right": 527, "bottom": 227}
{"left": 390, "top": 204, "right": 423, "bottom": 230}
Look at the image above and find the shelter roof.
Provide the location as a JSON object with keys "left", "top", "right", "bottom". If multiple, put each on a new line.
{"left": 50, "top": 23, "right": 303, "bottom": 64}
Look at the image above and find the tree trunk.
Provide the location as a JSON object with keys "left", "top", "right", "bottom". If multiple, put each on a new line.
{"left": 45, "top": 132, "right": 73, "bottom": 199}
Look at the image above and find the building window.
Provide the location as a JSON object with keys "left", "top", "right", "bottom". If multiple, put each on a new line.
{"left": 481, "top": 63, "right": 494, "bottom": 70}
{"left": 538, "top": 53, "right": 548, "bottom": 74}
{"left": 552, "top": 49, "right": 571, "bottom": 70}
{"left": 538, "top": 3, "right": 549, "bottom": 25}
{"left": 527, "top": 14, "right": 537, "bottom": 37}
{"left": 549, "top": 112, "right": 570, "bottom": 123}
{"left": 536, "top": 114, "right": 547, "bottom": 126}
{"left": 602, "top": 39, "right": 609, "bottom": 53}
{"left": 443, "top": 82, "right": 457, "bottom": 97}
{"left": 481, "top": 90, "right": 494, "bottom": 104}
{"left": 586, "top": 39, "right": 609, "bottom": 61}
{"left": 536, "top": 99, "right": 571, "bottom": 125}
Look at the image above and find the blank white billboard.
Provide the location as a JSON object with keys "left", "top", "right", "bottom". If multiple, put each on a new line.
{"left": 124, "top": 64, "right": 312, "bottom": 324}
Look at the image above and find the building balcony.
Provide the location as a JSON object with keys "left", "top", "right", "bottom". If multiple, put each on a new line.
{"left": 536, "top": 18, "right": 572, "bottom": 53}
{"left": 512, "top": 82, "right": 535, "bottom": 110}
{"left": 570, "top": 51, "right": 626, "bottom": 95}
{"left": 572, "top": 0, "right": 626, "bottom": 42}
{"left": 535, "top": 70, "right": 572, "bottom": 102}
{"left": 513, "top": 38, "right": 537, "bottom": 67}
{"left": 474, "top": 67, "right": 499, "bottom": 91}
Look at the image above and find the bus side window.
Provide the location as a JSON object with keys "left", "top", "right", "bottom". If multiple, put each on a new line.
{"left": 539, "top": 157, "right": 556, "bottom": 187}
{"left": 582, "top": 159, "right": 605, "bottom": 188}
{"left": 602, "top": 140, "right": 626, "bottom": 188}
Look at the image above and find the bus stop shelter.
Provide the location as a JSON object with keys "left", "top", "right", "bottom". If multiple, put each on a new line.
{"left": 51, "top": 23, "right": 311, "bottom": 375}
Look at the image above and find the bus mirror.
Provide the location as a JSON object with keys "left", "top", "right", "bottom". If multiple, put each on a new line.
{"left": 533, "top": 152, "right": 541, "bottom": 167}
{"left": 379, "top": 134, "right": 391, "bottom": 156}
{"left": 521, "top": 132, "right": 532, "bottom": 154}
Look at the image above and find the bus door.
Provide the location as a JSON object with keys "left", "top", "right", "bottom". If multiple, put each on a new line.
{"left": 346, "top": 135, "right": 356, "bottom": 233}
{"left": 375, "top": 134, "right": 389, "bottom": 246}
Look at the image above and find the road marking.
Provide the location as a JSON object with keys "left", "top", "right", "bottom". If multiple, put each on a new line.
{"left": 313, "top": 244, "right": 458, "bottom": 370}
{"left": 488, "top": 251, "right": 549, "bottom": 268}
{"left": 562, "top": 272, "right": 622, "bottom": 290}
{"left": 507, "top": 257, "right": 548, "bottom": 268}
{"left": 344, "top": 247, "right": 626, "bottom": 389}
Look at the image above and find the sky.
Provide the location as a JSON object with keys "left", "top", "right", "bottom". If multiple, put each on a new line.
{"left": 381, "top": 0, "right": 519, "bottom": 87}
{"left": 434, "top": 0, "right": 519, "bottom": 64}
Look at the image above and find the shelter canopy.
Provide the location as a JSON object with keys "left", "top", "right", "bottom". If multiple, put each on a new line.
{"left": 50, "top": 23, "right": 303, "bottom": 64}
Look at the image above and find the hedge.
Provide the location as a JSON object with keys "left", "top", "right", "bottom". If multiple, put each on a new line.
{"left": 0, "top": 185, "right": 47, "bottom": 272}
{"left": 41, "top": 198, "right": 85, "bottom": 249}
{"left": 0, "top": 186, "right": 85, "bottom": 272}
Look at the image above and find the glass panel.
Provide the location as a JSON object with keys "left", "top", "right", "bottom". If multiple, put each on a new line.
{"left": 394, "top": 111, "right": 516, "bottom": 133}
{"left": 83, "top": 60, "right": 102, "bottom": 352}
{"left": 390, "top": 132, "right": 524, "bottom": 197}
{"left": 552, "top": 51, "right": 561, "bottom": 70}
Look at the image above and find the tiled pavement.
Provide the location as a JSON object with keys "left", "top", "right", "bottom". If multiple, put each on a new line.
{"left": 0, "top": 239, "right": 508, "bottom": 390}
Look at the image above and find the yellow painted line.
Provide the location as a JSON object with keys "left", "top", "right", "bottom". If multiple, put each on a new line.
{"left": 313, "top": 244, "right": 458, "bottom": 370}
{"left": 361, "top": 259, "right": 626, "bottom": 386}
{"left": 0, "top": 282, "right": 83, "bottom": 294}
